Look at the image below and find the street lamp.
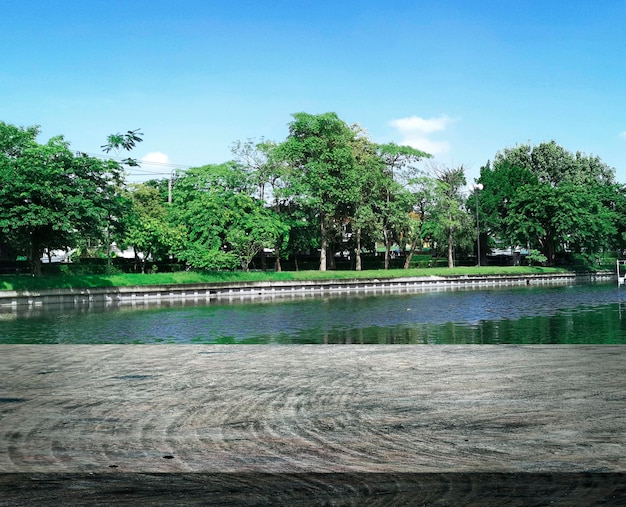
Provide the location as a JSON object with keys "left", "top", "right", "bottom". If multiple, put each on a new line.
{"left": 472, "top": 183, "right": 484, "bottom": 266}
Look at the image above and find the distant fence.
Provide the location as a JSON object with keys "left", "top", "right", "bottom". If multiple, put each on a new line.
{"left": 0, "top": 261, "right": 30, "bottom": 275}
{"left": 2, "top": 251, "right": 611, "bottom": 276}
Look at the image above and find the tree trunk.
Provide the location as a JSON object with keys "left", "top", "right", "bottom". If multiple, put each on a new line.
{"left": 447, "top": 229, "right": 454, "bottom": 268}
{"left": 384, "top": 188, "right": 392, "bottom": 270}
{"left": 539, "top": 235, "right": 556, "bottom": 266}
{"left": 403, "top": 236, "right": 420, "bottom": 269}
{"left": 29, "top": 237, "right": 43, "bottom": 276}
{"left": 106, "top": 225, "right": 112, "bottom": 269}
{"left": 382, "top": 226, "right": 391, "bottom": 270}
{"left": 133, "top": 247, "right": 142, "bottom": 274}
{"left": 275, "top": 246, "right": 282, "bottom": 272}
{"left": 327, "top": 245, "right": 336, "bottom": 270}
{"left": 32, "top": 258, "right": 42, "bottom": 276}
{"left": 355, "top": 227, "right": 362, "bottom": 271}
{"left": 547, "top": 235, "right": 556, "bottom": 266}
{"left": 319, "top": 212, "right": 327, "bottom": 271}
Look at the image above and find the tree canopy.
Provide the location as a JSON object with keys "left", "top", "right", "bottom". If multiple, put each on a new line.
{"left": 477, "top": 141, "right": 620, "bottom": 265}
{"left": 277, "top": 112, "right": 362, "bottom": 271}
{"left": 1, "top": 118, "right": 623, "bottom": 274}
{"left": 169, "top": 163, "right": 287, "bottom": 271}
{"left": 0, "top": 122, "right": 127, "bottom": 274}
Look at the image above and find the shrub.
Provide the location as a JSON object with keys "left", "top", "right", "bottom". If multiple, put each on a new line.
{"left": 526, "top": 250, "right": 547, "bottom": 266}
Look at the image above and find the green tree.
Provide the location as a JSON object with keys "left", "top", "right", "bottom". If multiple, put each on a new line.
{"left": 480, "top": 141, "right": 618, "bottom": 265}
{"left": 231, "top": 138, "right": 290, "bottom": 270}
{"left": 225, "top": 194, "right": 288, "bottom": 271}
{"left": 170, "top": 162, "right": 287, "bottom": 271}
{"left": 231, "top": 138, "right": 283, "bottom": 202}
{"left": 402, "top": 175, "right": 437, "bottom": 269}
{"left": 0, "top": 122, "right": 127, "bottom": 275}
{"left": 280, "top": 202, "right": 319, "bottom": 271}
{"left": 376, "top": 143, "right": 431, "bottom": 269}
{"left": 345, "top": 127, "right": 385, "bottom": 271}
{"left": 170, "top": 163, "right": 245, "bottom": 270}
{"left": 427, "top": 165, "right": 469, "bottom": 268}
{"left": 121, "top": 183, "right": 183, "bottom": 273}
{"left": 473, "top": 160, "right": 537, "bottom": 249}
{"left": 278, "top": 112, "right": 361, "bottom": 271}
{"left": 610, "top": 184, "right": 626, "bottom": 255}
{"left": 99, "top": 128, "right": 144, "bottom": 264}
{"left": 504, "top": 182, "right": 617, "bottom": 265}
{"left": 101, "top": 129, "right": 144, "bottom": 167}
{"left": 495, "top": 140, "right": 614, "bottom": 187}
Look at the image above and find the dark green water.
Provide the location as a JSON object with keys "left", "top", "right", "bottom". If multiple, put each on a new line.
{"left": 2, "top": 283, "right": 626, "bottom": 344}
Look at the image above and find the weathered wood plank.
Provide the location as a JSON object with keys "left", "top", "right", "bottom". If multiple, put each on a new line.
{"left": 1, "top": 345, "right": 624, "bottom": 504}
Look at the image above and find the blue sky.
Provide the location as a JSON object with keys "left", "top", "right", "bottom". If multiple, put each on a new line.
{"left": 2, "top": 0, "right": 625, "bottom": 183}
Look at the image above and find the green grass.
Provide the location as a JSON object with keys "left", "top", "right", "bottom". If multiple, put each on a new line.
{"left": 0, "top": 266, "right": 569, "bottom": 292}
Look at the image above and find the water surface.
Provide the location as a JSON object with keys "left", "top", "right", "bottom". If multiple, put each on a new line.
{"left": 2, "top": 283, "right": 625, "bottom": 344}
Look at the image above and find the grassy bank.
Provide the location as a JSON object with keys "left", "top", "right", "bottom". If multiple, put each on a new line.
{"left": 0, "top": 266, "right": 569, "bottom": 292}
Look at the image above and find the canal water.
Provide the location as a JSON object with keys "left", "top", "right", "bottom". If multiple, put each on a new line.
{"left": 2, "top": 282, "right": 626, "bottom": 345}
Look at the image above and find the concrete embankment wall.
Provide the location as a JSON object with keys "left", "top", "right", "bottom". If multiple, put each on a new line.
{"left": 0, "top": 271, "right": 615, "bottom": 312}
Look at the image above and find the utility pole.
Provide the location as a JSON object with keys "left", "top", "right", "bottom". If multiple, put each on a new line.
{"left": 168, "top": 169, "right": 175, "bottom": 204}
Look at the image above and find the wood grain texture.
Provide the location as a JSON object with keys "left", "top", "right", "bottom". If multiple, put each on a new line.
{"left": 1, "top": 345, "right": 624, "bottom": 504}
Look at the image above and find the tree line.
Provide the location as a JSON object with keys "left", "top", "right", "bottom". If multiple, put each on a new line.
{"left": 1, "top": 114, "right": 624, "bottom": 276}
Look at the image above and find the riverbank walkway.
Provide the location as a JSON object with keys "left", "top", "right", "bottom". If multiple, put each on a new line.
{"left": 1, "top": 345, "right": 624, "bottom": 505}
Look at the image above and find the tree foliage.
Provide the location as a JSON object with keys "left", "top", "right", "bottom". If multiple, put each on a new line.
{"left": 277, "top": 112, "right": 362, "bottom": 271}
{"left": 170, "top": 163, "right": 287, "bottom": 271}
{"left": 0, "top": 122, "right": 127, "bottom": 275}
{"left": 402, "top": 175, "right": 437, "bottom": 268}
{"left": 375, "top": 143, "right": 431, "bottom": 269}
{"left": 426, "top": 165, "right": 470, "bottom": 268}
{"left": 101, "top": 129, "right": 144, "bottom": 167}
{"left": 121, "top": 184, "right": 183, "bottom": 272}
{"left": 2, "top": 117, "right": 623, "bottom": 275}
{"left": 478, "top": 141, "right": 619, "bottom": 265}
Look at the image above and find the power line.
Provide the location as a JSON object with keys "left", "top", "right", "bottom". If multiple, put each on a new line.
{"left": 126, "top": 172, "right": 172, "bottom": 177}
{"left": 125, "top": 167, "right": 177, "bottom": 174}
{"left": 75, "top": 151, "right": 193, "bottom": 171}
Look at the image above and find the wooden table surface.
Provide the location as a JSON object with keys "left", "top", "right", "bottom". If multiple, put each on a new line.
{"left": 1, "top": 345, "right": 624, "bottom": 505}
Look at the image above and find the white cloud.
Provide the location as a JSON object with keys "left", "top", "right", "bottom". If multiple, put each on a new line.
{"left": 619, "top": 131, "right": 626, "bottom": 140}
{"left": 388, "top": 115, "right": 452, "bottom": 156}
{"left": 141, "top": 151, "right": 170, "bottom": 165}
{"left": 389, "top": 115, "right": 450, "bottom": 134}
